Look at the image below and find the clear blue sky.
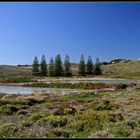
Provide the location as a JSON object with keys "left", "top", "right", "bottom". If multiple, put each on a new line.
{"left": 0, "top": 2, "right": 140, "bottom": 65}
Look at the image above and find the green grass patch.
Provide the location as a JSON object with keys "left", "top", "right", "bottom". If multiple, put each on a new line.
{"left": 36, "top": 115, "right": 68, "bottom": 128}
{"left": 0, "top": 123, "right": 18, "bottom": 138}
{"left": 0, "top": 104, "right": 19, "bottom": 115}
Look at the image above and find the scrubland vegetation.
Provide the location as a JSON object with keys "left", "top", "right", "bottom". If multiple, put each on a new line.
{"left": 23, "top": 82, "right": 128, "bottom": 90}
{"left": 0, "top": 58, "right": 140, "bottom": 138}
{"left": 101, "top": 60, "right": 140, "bottom": 79}
{"left": 0, "top": 59, "right": 140, "bottom": 83}
{"left": 0, "top": 87, "right": 140, "bottom": 138}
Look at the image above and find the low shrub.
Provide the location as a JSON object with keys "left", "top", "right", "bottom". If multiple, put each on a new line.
{"left": 0, "top": 104, "right": 19, "bottom": 115}
{"left": 49, "top": 128, "right": 70, "bottom": 137}
{"left": 64, "top": 107, "right": 77, "bottom": 115}
{"left": 21, "top": 120, "right": 33, "bottom": 127}
{"left": 53, "top": 107, "right": 76, "bottom": 115}
{"left": 93, "top": 104, "right": 119, "bottom": 111}
{"left": 109, "top": 122, "right": 132, "bottom": 137}
{"left": 5, "top": 75, "right": 34, "bottom": 83}
{"left": 36, "top": 115, "right": 68, "bottom": 128}
{"left": 16, "top": 109, "right": 29, "bottom": 115}
{"left": 0, "top": 123, "right": 18, "bottom": 137}
{"left": 88, "top": 130, "right": 114, "bottom": 138}
{"left": 23, "top": 82, "right": 128, "bottom": 90}
{"left": 28, "top": 112, "right": 43, "bottom": 122}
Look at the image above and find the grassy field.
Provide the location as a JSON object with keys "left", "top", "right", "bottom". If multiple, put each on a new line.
{"left": 0, "top": 65, "right": 33, "bottom": 83}
{"left": 0, "top": 60, "right": 140, "bottom": 81}
{"left": 101, "top": 60, "right": 140, "bottom": 79}
{"left": 0, "top": 65, "right": 32, "bottom": 78}
{"left": 0, "top": 88, "right": 140, "bottom": 138}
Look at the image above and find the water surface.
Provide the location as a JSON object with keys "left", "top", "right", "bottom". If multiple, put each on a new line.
{"left": 0, "top": 85, "right": 81, "bottom": 95}
{"left": 0, "top": 79, "right": 139, "bottom": 95}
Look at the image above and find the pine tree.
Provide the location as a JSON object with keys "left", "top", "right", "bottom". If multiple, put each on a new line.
{"left": 54, "top": 54, "right": 63, "bottom": 76}
{"left": 32, "top": 56, "right": 39, "bottom": 76}
{"left": 86, "top": 55, "right": 94, "bottom": 75}
{"left": 64, "top": 54, "right": 72, "bottom": 77}
{"left": 78, "top": 54, "right": 86, "bottom": 76}
{"left": 40, "top": 54, "right": 47, "bottom": 77}
{"left": 48, "top": 57, "right": 54, "bottom": 77}
{"left": 95, "top": 58, "right": 102, "bottom": 75}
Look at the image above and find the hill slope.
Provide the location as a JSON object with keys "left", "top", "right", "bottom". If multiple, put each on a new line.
{"left": 101, "top": 60, "right": 140, "bottom": 79}
{"left": 0, "top": 60, "right": 140, "bottom": 79}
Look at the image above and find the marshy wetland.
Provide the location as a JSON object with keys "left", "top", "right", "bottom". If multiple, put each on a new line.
{"left": 1, "top": 61, "right": 140, "bottom": 138}
{"left": 1, "top": 78, "right": 140, "bottom": 138}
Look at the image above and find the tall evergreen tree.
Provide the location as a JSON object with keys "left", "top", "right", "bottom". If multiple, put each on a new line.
{"left": 64, "top": 54, "right": 72, "bottom": 77}
{"left": 86, "top": 55, "right": 94, "bottom": 75}
{"left": 78, "top": 54, "right": 86, "bottom": 76}
{"left": 54, "top": 54, "right": 63, "bottom": 76}
{"left": 95, "top": 58, "right": 102, "bottom": 75}
{"left": 48, "top": 57, "right": 54, "bottom": 77}
{"left": 32, "top": 56, "right": 39, "bottom": 76}
{"left": 40, "top": 54, "right": 47, "bottom": 76}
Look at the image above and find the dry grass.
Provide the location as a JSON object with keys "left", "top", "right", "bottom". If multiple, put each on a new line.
{"left": 0, "top": 60, "right": 140, "bottom": 79}
{"left": 0, "top": 94, "right": 48, "bottom": 105}
{"left": 101, "top": 60, "right": 140, "bottom": 79}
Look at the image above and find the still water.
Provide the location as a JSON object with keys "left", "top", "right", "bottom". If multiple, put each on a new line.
{"left": 0, "top": 79, "right": 139, "bottom": 94}
{"left": 0, "top": 86, "right": 81, "bottom": 95}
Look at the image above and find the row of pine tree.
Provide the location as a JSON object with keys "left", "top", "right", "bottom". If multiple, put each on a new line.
{"left": 32, "top": 54, "right": 101, "bottom": 77}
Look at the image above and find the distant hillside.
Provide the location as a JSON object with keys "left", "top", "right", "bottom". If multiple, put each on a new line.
{"left": 0, "top": 65, "right": 32, "bottom": 78}
{"left": 70, "top": 60, "right": 140, "bottom": 79}
{"left": 101, "top": 60, "right": 140, "bottom": 79}
{"left": 0, "top": 60, "right": 140, "bottom": 79}
{"left": 0, "top": 63, "right": 79, "bottom": 78}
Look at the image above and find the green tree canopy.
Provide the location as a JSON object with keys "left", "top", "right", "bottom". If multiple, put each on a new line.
{"left": 95, "top": 58, "right": 102, "bottom": 75}
{"left": 54, "top": 54, "right": 63, "bottom": 77}
{"left": 86, "top": 55, "right": 94, "bottom": 75}
{"left": 78, "top": 54, "right": 86, "bottom": 76}
{"left": 48, "top": 57, "right": 54, "bottom": 77}
{"left": 64, "top": 54, "right": 72, "bottom": 77}
{"left": 32, "top": 56, "right": 40, "bottom": 76}
{"left": 40, "top": 54, "right": 47, "bottom": 77}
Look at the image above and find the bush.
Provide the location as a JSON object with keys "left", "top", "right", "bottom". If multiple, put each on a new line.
{"left": 67, "top": 121, "right": 85, "bottom": 132}
{"left": 53, "top": 107, "right": 76, "bottom": 115}
{"left": 64, "top": 107, "right": 77, "bottom": 115}
{"left": 6, "top": 75, "right": 34, "bottom": 83}
{"left": 0, "top": 105, "right": 19, "bottom": 115}
{"left": 125, "top": 120, "right": 138, "bottom": 129}
{"left": 21, "top": 120, "right": 33, "bottom": 127}
{"left": 49, "top": 128, "right": 70, "bottom": 137}
{"left": 29, "top": 112, "right": 43, "bottom": 122}
{"left": 93, "top": 104, "right": 119, "bottom": 111}
{"left": 116, "top": 84, "right": 127, "bottom": 89}
{"left": 88, "top": 130, "right": 114, "bottom": 138}
{"left": 110, "top": 122, "right": 132, "bottom": 137}
{"left": 16, "top": 109, "right": 29, "bottom": 115}
{"left": 107, "top": 113, "right": 124, "bottom": 123}
{"left": 0, "top": 123, "right": 18, "bottom": 137}
{"left": 36, "top": 115, "right": 68, "bottom": 128}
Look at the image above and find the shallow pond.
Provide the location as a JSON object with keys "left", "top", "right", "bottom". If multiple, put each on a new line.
{"left": 0, "top": 86, "right": 81, "bottom": 95}
{"left": 0, "top": 79, "right": 139, "bottom": 95}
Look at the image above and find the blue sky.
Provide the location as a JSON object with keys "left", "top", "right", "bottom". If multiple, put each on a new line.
{"left": 0, "top": 2, "right": 140, "bottom": 65}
